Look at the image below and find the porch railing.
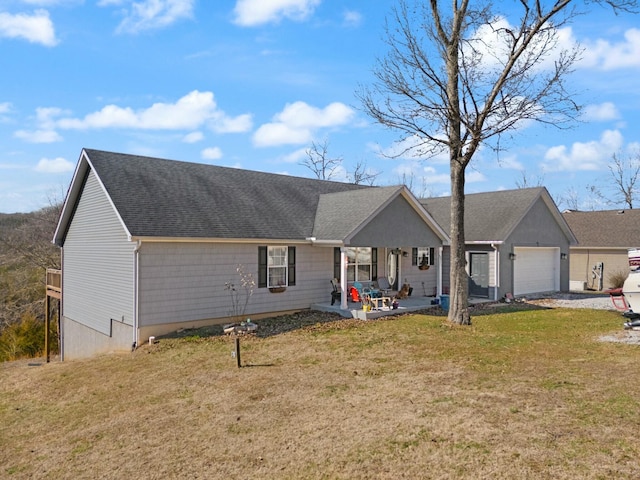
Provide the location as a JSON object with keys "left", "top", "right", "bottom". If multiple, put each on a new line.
{"left": 46, "top": 268, "right": 61, "bottom": 299}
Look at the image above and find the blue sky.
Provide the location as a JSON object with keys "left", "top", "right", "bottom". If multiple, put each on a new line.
{"left": 0, "top": 0, "right": 639, "bottom": 213}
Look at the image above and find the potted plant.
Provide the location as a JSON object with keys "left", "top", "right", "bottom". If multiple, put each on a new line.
{"left": 269, "top": 285, "right": 287, "bottom": 293}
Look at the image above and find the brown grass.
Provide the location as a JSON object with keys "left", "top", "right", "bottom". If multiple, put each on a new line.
{"left": 2, "top": 306, "right": 640, "bottom": 479}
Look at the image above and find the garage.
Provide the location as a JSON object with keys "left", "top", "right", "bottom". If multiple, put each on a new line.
{"left": 513, "top": 247, "right": 560, "bottom": 295}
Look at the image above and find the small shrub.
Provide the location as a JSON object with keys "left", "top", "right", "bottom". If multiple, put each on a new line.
{"left": 608, "top": 269, "right": 629, "bottom": 289}
{"left": 224, "top": 264, "right": 255, "bottom": 323}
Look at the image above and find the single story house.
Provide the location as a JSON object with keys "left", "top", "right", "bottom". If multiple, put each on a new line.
{"left": 562, "top": 209, "right": 640, "bottom": 290}
{"left": 53, "top": 149, "right": 448, "bottom": 359}
{"left": 421, "top": 187, "right": 577, "bottom": 300}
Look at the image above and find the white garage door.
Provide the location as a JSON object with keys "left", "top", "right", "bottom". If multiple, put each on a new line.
{"left": 513, "top": 247, "right": 560, "bottom": 296}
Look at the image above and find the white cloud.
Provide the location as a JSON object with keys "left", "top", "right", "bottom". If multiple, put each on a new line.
{"left": 212, "top": 113, "right": 253, "bottom": 134}
{"left": 14, "top": 129, "right": 63, "bottom": 143}
{"left": 254, "top": 122, "right": 312, "bottom": 146}
{"left": 233, "top": 0, "right": 321, "bottom": 27}
{"left": 201, "top": 147, "right": 222, "bottom": 160}
{"left": 420, "top": 166, "right": 449, "bottom": 185}
{"left": 110, "top": 0, "right": 194, "bottom": 34}
{"left": 54, "top": 90, "right": 252, "bottom": 133}
{"left": 343, "top": 10, "right": 361, "bottom": 27}
{"left": 182, "top": 131, "right": 203, "bottom": 143}
{"left": 496, "top": 154, "right": 524, "bottom": 170}
{"left": 0, "top": 102, "right": 11, "bottom": 114}
{"left": 22, "top": 0, "right": 79, "bottom": 5}
{"left": 466, "top": 17, "right": 576, "bottom": 73}
{"left": 35, "top": 156, "right": 74, "bottom": 173}
{"left": 253, "top": 101, "right": 354, "bottom": 147}
{"left": 0, "top": 9, "right": 58, "bottom": 46}
{"left": 581, "top": 102, "right": 620, "bottom": 122}
{"left": 466, "top": 170, "right": 487, "bottom": 183}
{"left": 580, "top": 28, "right": 640, "bottom": 70}
{"left": 281, "top": 148, "right": 307, "bottom": 163}
{"left": 36, "top": 106, "right": 68, "bottom": 128}
{"left": 541, "top": 129, "right": 624, "bottom": 172}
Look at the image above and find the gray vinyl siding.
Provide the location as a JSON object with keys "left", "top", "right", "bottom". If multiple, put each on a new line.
{"left": 387, "top": 247, "right": 438, "bottom": 297}
{"left": 138, "top": 242, "right": 336, "bottom": 326}
{"left": 62, "top": 170, "right": 135, "bottom": 335}
{"left": 350, "top": 196, "right": 442, "bottom": 247}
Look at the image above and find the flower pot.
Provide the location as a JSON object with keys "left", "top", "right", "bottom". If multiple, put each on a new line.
{"left": 269, "top": 286, "right": 286, "bottom": 293}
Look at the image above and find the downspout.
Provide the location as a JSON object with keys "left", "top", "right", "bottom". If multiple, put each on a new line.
{"left": 492, "top": 243, "right": 499, "bottom": 301}
{"left": 60, "top": 248, "right": 65, "bottom": 361}
{"left": 132, "top": 240, "right": 141, "bottom": 351}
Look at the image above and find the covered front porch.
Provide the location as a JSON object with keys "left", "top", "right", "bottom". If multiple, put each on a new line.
{"left": 311, "top": 294, "right": 494, "bottom": 320}
{"left": 311, "top": 294, "right": 439, "bottom": 319}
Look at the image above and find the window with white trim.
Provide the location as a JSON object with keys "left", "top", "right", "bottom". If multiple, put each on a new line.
{"left": 412, "top": 247, "right": 435, "bottom": 267}
{"left": 268, "top": 246, "right": 288, "bottom": 287}
{"left": 346, "top": 247, "right": 372, "bottom": 282}
{"left": 258, "top": 246, "right": 296, "bottom": 288}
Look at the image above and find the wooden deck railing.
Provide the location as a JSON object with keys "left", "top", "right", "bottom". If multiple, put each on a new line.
{"left": 46, "top": 269, "right": 61, "bottom": 299}
{"left": 45, "top": 269, "right": 62, "bottom": 362}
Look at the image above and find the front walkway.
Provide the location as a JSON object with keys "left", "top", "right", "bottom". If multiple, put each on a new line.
{"left": 311, "top": 295, "right": 494, "bottom": 320}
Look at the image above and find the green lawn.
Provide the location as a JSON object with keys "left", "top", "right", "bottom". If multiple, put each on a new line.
{"left": 2, "top": 305, "right": 640, "bottom": 479}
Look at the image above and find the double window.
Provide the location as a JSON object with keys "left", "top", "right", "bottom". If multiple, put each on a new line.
{"left": 334, "top": 247, "right": 378, "bottom": 282}
{"left": 258, "top": 246, "right": 296, "bottom": 288}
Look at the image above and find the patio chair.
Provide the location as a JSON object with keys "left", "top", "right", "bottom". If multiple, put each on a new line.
{"left": 330, "top": 278, "right": 341, "bottom": 305}
{"left": 376, "top": 277, "right": 398, "bottom": 297}
{"left": 349, "top": 285, "right": 362, "bottom": 303}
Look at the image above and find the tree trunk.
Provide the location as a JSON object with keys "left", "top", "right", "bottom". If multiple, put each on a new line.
{"left": 448, "top": 161, "right": 471, "bottom": 325}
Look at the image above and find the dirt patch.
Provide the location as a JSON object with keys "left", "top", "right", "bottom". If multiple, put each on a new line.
{"left": 598, "top": 330, "right": 640, "bottom": 345}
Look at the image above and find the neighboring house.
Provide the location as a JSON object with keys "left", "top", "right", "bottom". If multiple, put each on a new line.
{"left": 562, "top": 209, "right": 640, "bottom": 291}
{"left": 421, "top": 187, "right": 577, "bottom": 300}
{"left": 53, "top": 149, "right": 448, "bottom": 359}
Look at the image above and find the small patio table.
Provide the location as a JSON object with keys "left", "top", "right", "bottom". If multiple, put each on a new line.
{"left": 370, "top": 296, "right": 391, "bottom": 310}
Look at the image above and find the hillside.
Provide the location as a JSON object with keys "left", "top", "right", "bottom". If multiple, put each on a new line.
{"left": 0, "top": 206, "right": 61, "bottom": 360}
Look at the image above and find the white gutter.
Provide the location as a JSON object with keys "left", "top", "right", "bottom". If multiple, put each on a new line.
{"left": 307, "top": 239, "right": 343, "bottom": 246}
{"left": 467, "top": 241, "right": 504, "bottom": 245}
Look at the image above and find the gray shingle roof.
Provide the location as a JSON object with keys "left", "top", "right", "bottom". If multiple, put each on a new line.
{"left": 562, "top": 209, "right": 640, "bottom": 248}
{"left": 421, "top": 187, "right": 568, "bottom": 242}
{"left": 80, "top": 149, "right": 373, "bottom": 240}
{"left": 312, "top": 186, "right": 405, "bottom": 240}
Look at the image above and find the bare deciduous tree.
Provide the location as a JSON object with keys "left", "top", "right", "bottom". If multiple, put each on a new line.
{"left": 348, "top": 159, "right": 380, "bottom": 185}
{"left": 358, "top": 0, "right": 636, "bottom": 325}
{"left": 588, "top": 151, "right": 640, "bottom": 209}
{"left": 515, "top": 170, "right": 545, "bottom": 189}
{"left": 300, "top": 140, "right": 343, "bottom": 181}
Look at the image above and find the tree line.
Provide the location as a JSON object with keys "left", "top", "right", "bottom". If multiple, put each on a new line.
{"left": 0, "top": 205, "right": 61, "bottom": 361}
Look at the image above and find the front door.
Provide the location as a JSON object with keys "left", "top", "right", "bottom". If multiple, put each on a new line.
{"left": 387, "top": 250, "right": 399, "bottom": 289}
{"left": 469, "top": 252, "right": 490, "bottom": 297}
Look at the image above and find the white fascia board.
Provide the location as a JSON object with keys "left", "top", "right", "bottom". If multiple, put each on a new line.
{"left": 466, "top": 241, "right": 504, "bottom": 245}
{"left": 130, "top": 236, "right": 317, "bottom": 245}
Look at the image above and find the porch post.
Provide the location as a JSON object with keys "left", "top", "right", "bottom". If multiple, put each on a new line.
{"left": 437, "top": 246, "right": 443, "bottom": 297}
{"left": 340, "top": 247, "right": 348, "bottom": 310}
{"left": 492, "top": 244, "right": 500, "bottom": 301}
